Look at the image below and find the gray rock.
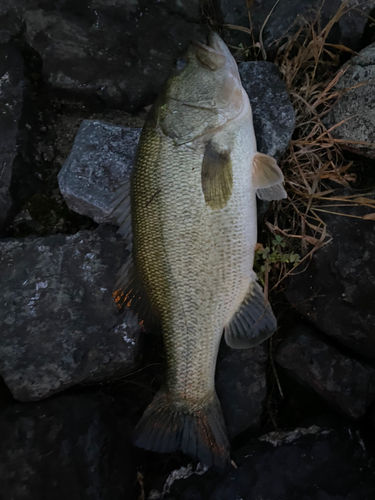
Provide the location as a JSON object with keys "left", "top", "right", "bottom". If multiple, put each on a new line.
{"left": 216, "top": 343, "right": 268, "bottom": 439}
{"left": 275, "top": 325, "right": 375, "bottom": 419}
{"left": 285, "top": 203, "right": 375, "bottom": 361}
{"left": 58, "top": 120, "right": 140, "bottom": 224}
{"left": 0, "top": 44, "right": 24, "bottom": 228}
{"left": 0, "top": 394, "right": 135, "bottom": 500}
{"left": 150, "top": 424, "right": 375, "bottom": 499}
{"left": 324, "top": 42, "right": 375, "bottom": 158}
{"left": 0, "top": 227, "right": 141, "bottom": 401}
{"left": 239, "top": 61, "right": 295, "bottom": 161}
{"left": 217, "top": 0, "right": 373, "bottom": 56}
{"left": 22, "top": 2, "right": 206, "bottom": 109}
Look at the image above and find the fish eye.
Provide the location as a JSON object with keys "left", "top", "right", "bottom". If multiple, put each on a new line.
{"left": 175, "top": 58, "right": 187, "bottom": 71}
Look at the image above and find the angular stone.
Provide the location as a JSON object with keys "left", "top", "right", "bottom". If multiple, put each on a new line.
{"left": 23, "top": 3, "right": 206, "bottom": 109}
{"left": 150, "top": 424, "right": 375, "bottom": 499}
{"left": 217, "top": 0, "right": 373, "bottom": 56}
{"left": 324, "top": 42, "right": 375, "bottom": 158}
{"left": 0, "top": 44, "right": 24, "bottom": 228}
{"left": 0, "top": 227, "right": 141, "bottom": 401}
{"left": 239, "top": 61, "right": 295, "bottom": 161}
{"left": 275, "top": 325, "right": 375, "bottom": 419}
{"left": 216, "top": 343, "right": 268, "bottom": 439}
{"left": 58, "top": 120, "right": 140, "bottom": 224}
{"left": 285, "top": 204, "right": 375, "bottom": 361}
{"left": 0, "top": 394, "right": 135, "bottom": 499}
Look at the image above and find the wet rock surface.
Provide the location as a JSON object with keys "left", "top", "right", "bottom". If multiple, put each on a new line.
{"left": 276, "top": 325, "right": 375, "bottom": 419}
{"left": 324, "top": 41, "right": 375, "bottom": 158}
{"left": 239, "top": 61, "right": 295, "bottom": 161}
{"left": 0, "top": 44, "right": 25, "bottom": 229}
{"left": 0, "top": 394, "right": 135, "bottom": 500}
{"left": 149, "top": 424, "right": 375, "bottom": 499}
{"left": 58, "top": 120, "right": 140, "bottom": 224}
{"left": 285, "top": 204, "right": 375, "bottom": 361}
{"left": 0, "top": 227, "right": 141, "bottom": 401}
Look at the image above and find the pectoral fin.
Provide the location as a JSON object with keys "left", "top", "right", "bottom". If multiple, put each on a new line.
{"left": 252, "top": 152, "right": 287, "bottom": 201}
{"left": 202, "top": 140, "right": 233, "bottom": 210}
{"left": 224, "top": 279, "right": 277, "bottom": 349}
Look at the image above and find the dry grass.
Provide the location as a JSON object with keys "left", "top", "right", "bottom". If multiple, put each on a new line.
{"left": 226, "top": 0, "right": 375, "bottom": 291}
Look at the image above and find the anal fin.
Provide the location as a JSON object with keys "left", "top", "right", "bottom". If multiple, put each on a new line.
{"left": 225, "top": 279, "right": 277, "bottom": 349}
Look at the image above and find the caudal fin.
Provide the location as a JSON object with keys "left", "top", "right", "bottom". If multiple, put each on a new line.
{"left": 133, "top": 388, "right": 230, "bottom": 469}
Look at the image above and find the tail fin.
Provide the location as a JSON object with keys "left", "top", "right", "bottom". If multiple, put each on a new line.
{"left": 133, "top": 388, "right": 230, "bottom": 469}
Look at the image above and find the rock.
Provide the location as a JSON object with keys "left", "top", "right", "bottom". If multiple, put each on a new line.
{"left": 59, "top": 63, "right": 294, "bottom": 224}
{"left": 0, "top": 394, "right": 135, "bottom": 499}
{"left": 275, "top": 325, "right": 375, "bottom": 419}
{"left": 23, "top": 2, "right": 206, "bottom": 109}
{"left": 0, "top": 227, "right": 141, "bottom": 401}
{"left": 239, "top": 61, "right": 295, "bottom": 161}
{"left": 216, "top": 343, "right": 268, "bottom": 439}
{"left": 217, "top": 0, "right": 373, "bottom": 56}
{"left": 0, "top": 44, "right": 25, "bottom": 229}
{"left": 285, "top": 204, "right": 375, "bottom": 361}
{"left": 150, "top": 424, "right": 375, "bottom": 499}
{"left": 324, "top": 42, "right": 375, "bottom": 158}
{"left": 58, "top": 120, "right": 140, "bottom": 224}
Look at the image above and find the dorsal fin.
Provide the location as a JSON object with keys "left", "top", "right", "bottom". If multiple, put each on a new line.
{"left": 252, "top": 152, "right": 287, "bottom": 201}
{"left": 202, "top": 140, "right": 233, "bottom": 210}
{"left": 224, "top": 279, "right": 277, "bottom": 349}
{"left": 109, "top": 182, "right": 132, "bottom": 244}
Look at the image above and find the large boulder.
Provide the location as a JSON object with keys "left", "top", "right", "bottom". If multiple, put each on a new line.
{"left": 22, "top": 1, "right": 206, "bottom": 109}
{"left": 149, "top": 424, "right": 375, "bottom": 499}
{"left": 285, "top": 204, "right": 375, "bottom": 362}
{"left": 324, "top": 41, "right": 375, "bottom": 158}
{"left": 0, "top": 227, "right": 141, "bottom": 401}
{"left": 275, "top": 325, "right": 375, "bottom": 419}
{"left": 0, "top": 394, "right": 135, "bottom": 500}
{"left": 0, "top": 44, "right": 25, "bottom": 229}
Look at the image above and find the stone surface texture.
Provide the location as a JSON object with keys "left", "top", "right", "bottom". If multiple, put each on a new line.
{"left": 276, "top": 325, "right": 375, "bottom": 419}
{"left": 58, "top": 120, "right": 140, "bottom": 224}
{"left": 286, "top": 204, "right": 375, "bottom": 361}
{"left": 59, "top": 63, "right": 294, "bottom": 224}
{"left": 239, "top": 61, "right": 295, "bottom": 161}
{"left": 0, "top": 394, "right": 135, "bottom": 500}
{"left": 21, "top": 1, "right": 206, "bottom": 109}
{"left": 325, "top": 42, "right": 375, "bottom": 158}
{"left": 0, "top": 44, "right": 24, "bottom": 228}
{"left": 150, "top": 424, "right": 375, "bottom": 499}
{"left": 218, "top": 0, "right": 373, "bottom": 56}
{"left": 216, "top": 343, "right": 268, "bottom": 439}
{"left": 0, "top": 227, "right": 141, "bottom": 401}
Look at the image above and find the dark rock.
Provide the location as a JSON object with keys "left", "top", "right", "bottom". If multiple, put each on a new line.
{"left": 58, "top": 120, "right": 140, "bottom": 224}
{"left": 23, "top": 2, "right": 206, "bottom": 109}
{"left": 150, "top": 424, "right": 375, "bottom": 499}
{"left": 216, "top": 343, "right": 268, "bottom": 439}
{"left": 239, "top": 61, "right": 295, "bottom": 161}
{"left": 285, "top": 204, "right": 375, "bottom": 361}
{"left": 0, "top": 44, "right": 25, "bottom": 229}
{"left": 217, "top": 0, "right": 373, "bottom": 56}
{"left": 0, "top": 227, "right": 141, "bottom": 401}
{"left": 324, "top": 41, "right": 375, "bottom": 158}
{"left": 0, "top": 394, "right": 135, "bottom": 500}
{"left": 275, "top": 325, "right": 375, "bottom": 419}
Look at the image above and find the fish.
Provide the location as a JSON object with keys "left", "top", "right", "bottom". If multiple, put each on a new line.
{"left": 111, "top": 31, "right": 287, "bottom": 469}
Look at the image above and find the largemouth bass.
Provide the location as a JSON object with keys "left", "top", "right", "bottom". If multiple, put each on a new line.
{"left": 111, "top": 32, "right": 286, "bottom": 468}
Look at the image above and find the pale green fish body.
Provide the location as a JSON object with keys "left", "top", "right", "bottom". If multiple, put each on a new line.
{"left": 112, "top": 32, "right": 286, "bottom": 468}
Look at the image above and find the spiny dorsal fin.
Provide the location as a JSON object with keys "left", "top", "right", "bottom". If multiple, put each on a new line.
{"left": 224, "top": 279, "right": 277, "bottom": 349}
{"left": 109, "top": 182, "right": 132, "bottom": 244}
{"left": 113, "top": 254, "right": 155, "bottom": 326}
{"left": 202, "top": 140, "right": 233, "bottom": 210}
{"left": 252, "top": 152, "right": 287, "bottom": 201}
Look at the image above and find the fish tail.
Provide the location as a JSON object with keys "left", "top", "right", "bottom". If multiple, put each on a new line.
{"left": 133, "top": 388, "right": 230, "bottom": 469}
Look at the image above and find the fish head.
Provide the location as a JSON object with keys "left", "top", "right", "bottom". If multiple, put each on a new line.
{"left": 153, "top": 32, "right": 249, "bottom": 145}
